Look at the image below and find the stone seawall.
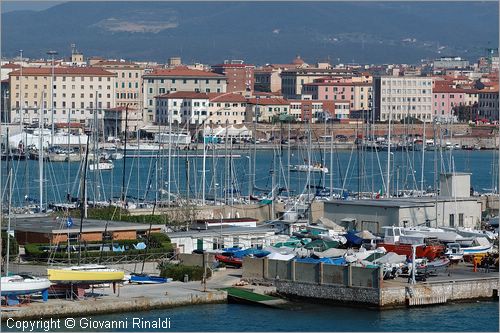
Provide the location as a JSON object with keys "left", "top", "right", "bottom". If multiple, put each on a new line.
{"left": 275, "top": 280, "right": 380, "bottom": 307}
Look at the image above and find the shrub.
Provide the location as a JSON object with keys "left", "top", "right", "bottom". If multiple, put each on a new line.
{"left": 159, "top": 263, "right": 210, "bottom": 281}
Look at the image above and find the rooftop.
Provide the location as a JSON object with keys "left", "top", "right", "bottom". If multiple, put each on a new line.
{"left": 246, "top": 97, "right": 289, "bottom": 105}
{"left": 167, "top": 225, "right": 275, "bottom": 238}
{"left": 9, "top": 67, "right": 116, "bottom": 77}
{"left": 5, "top": 215, "right": 163, "bottom": 234}
{"left": 145, "top": 67, "right": 225, "bottom": 78}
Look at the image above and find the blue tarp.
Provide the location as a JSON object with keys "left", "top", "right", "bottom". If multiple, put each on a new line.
{"left": 344, "top": 230, "right": 363, "bottom": 246}
{"left": 295, "top": 257, "right": 347, "bottom": 265}
{"left": 232, "top": 248, "right": 271, "bottom": 258}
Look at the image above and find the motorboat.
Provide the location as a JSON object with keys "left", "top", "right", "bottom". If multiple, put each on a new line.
{"left": 111, "top": 152, "right": 124, "bottom": 160}
{"left": 215, "top": 254, "right": 243, "bottom": 268}
{"left": 89, "top": 160, "right": 114, "bottom": 171}
{"left": 445, "top": 243, "right": 464, "bottom": 261}
{"left": 289, "top": 164, "right": 328, "bottom": 173}
{"left": 456, "top": 237, "right": 492, "bottom": 255}
{"left": 405, "top": 226, "right": 462, "bottom": 243}
{"left": 377, "top": 226, "right": 445, "bottom": 260}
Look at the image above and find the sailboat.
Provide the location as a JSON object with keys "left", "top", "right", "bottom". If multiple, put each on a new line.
{"left": 1, "top": 116, "right": 51, "bottom": 304}
{"left": 47, "top": 127, "right": 124, "bottom": 285}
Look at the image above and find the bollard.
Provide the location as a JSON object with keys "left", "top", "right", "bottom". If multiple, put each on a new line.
{"left": 184, "top": 274, "right": 189, "bottom": 283}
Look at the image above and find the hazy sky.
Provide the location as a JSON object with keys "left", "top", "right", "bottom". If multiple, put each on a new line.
{"left": 1, "top": 1, "right": 64, "bottom": 13}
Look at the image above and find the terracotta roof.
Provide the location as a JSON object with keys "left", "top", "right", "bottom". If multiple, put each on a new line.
{"left": 2, "top": 63, "right": 21, "bottom": 69}
{"left": 9, "top": 67, "right": 116, "bottom": 76}
{"left": 212, "top": 63, "right": 254, "bottom": 68}
{"left": 145, "top": 67, "right": 225, "bottom": 78}
{"left": 246, "top": 98, "right": 289, "bottom": 105}
{"left": 156, "top": 91, "right": 210, "bottom": 99}
{"left": 55, "top": 122, "right": 84, "bottom": 128}
{"left": 208, "top": 93, "right": 247, "bottom": 103}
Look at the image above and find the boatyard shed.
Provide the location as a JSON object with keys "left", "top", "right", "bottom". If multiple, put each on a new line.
{"left": 7, "top": 215, "right": 163, "bottom": 245}
{"left": 324, "top": 173, "right": 482, "bottom": 233}
{"left": 168, "top": 226, "right": 280, "bottom": 253}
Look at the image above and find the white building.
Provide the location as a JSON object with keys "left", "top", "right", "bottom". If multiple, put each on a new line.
{"left": 323, "top": 173, "right": 481, "bottom": 233}
{"left": 374, "top": 76, "right": 433, "bottom": 123}
{"left": 9, "top": 67, "right": 116, "bottom": 125}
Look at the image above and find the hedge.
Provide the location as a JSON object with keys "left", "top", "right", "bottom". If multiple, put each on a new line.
{"left": 24, "top": 238, "right": 174, "bottom": 260}
{"left": 159, "top": 263, "right": 210, "bottom": 281}
{"left": 60, "top": 206, "right": 168, "bottom": 225}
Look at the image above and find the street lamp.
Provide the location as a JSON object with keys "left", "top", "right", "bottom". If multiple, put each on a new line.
{"left": 47, "top": 50, "right": 58, "bottom": 146}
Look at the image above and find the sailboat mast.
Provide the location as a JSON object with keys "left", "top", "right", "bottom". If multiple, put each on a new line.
{"left": 6, "top": 128, "right": 13, "bottom": 275}
{"left": 39, "top": 95, "right": 44, "bottom": 212}
{"left": 78, "top": 134, "right": 91, "bottom": 265}
{"left": 386, "top": 80, "right": 392, "bottom": 198}
{"left": 121, "top": 104, "right": 129, "bottom": 203}
{"left": 420, "top": 119, "right": 426, "bottom": 193}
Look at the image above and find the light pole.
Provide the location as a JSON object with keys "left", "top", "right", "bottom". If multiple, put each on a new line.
{"left": 47, "top": 50, "right": 58, "bottom": 146}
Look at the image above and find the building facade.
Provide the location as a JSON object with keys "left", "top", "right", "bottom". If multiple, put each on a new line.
{"left": 9, "top": 67, "right": 116, "bottom": 125}
{"left": 143, "top": 67, "right": 227, "bottom": 123}
{"left": 373, "top": 76, "right": 433, "bottom": 123}
{"left": 211, "top": 60, "right": 254, "bottom": 94}
{"left": 477, "top": 90, "right": 499, "bottom": 121}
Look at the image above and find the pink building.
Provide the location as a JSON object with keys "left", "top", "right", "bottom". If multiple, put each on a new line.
{"left": 302, "top": 77, "right": 353, "bottom": 104}
{"left": 432, "top": 87, "right": 467, "bottom": 122}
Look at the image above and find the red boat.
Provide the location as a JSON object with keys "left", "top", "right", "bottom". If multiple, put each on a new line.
{"left": 215, "top": 254, "right": 243, "bottom": 268}
{"left": 377, "top": 227, "right": 444, "bottom": 261}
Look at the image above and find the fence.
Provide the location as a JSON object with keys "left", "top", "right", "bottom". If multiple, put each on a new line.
{"left": 41, "top": 253, "right": 175, "bottom": 266}
{"left": 243, "top": 257, "right": 382, "bottom": 289}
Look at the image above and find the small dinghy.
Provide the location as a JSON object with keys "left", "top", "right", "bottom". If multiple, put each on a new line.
{"left": 129, "top": 273, "right": 168, "bottom": 284}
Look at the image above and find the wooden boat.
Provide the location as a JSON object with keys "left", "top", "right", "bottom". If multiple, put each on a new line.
{"left": 377, "top": 227, "right": 445, "bottom": 261}
{"left": 215, "top": 254, "right": 243, "bottom": 268}
{"left": 129, "top": 273, "right": 168, "bottom": 284}
{"left": 47, "top": 265, "right": 124, "bottom": 283}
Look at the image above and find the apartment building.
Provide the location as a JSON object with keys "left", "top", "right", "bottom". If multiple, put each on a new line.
{"left": 211, "top": 60, "right": 254, "bottom": 94}
{"left": 288, "top": 99, "right": 342, "bottom": 122}
{"left": 245, "top": 98, "right": 290, "bottom": 122}
{"left": 103, "top": 106, "right": 143, "bottom": 138}
{"left": 154, "top": 92, "right": 247, "bottom": 125}
{"left": 143, "top": 67, "right": 227, "bottom": 123}
{"left": 281, "top": 68, "right": 353, "bottom": 99}
{"left": 373, "top": 76, "right": 433, "bottom": 123}
{"left": 93, "top": 60, "right": 144, "bottom": 110}
{"left": 477, "top": 90, "right": 499, "bottom": 121}
{"left": 9, "top": 67, "right": 116, "bottom": 125}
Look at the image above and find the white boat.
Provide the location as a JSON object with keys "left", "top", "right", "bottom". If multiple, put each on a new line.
{"left": 1, "top": 275, "right": 51, "bottom": 297}
{"left": 89, "top": 161, "right": 114, "bottom": 171}
{"left": 289, "top": 164, "right": 328, "bottom": 173}
{"left": 111, "top": 152, "right": 124, "bottom": 160}
{"left": 404, "top": 226, "right": 462, "bottom": 243}
{"left": 457, "top": 237, "right": 492, "bottom": 255}
{"left": 47, "top": 264, "right": 125, "bottom": 284}
{"left": 445, "top": 243, "right": 464, "bottom": 261}
{"left": 441, "top": 227, "right": 498, "bottom": 242}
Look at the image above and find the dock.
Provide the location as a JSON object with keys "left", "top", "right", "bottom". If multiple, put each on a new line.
{"left": 242, "top": 257, "right": 499, "bottom": 309}
{"left": 1, "top": 279, "right": 227, "bottom": 320}
{"left": 221, "top": 287, "right": 290, "bottom": 308}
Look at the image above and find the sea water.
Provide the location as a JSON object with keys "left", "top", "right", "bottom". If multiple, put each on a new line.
{"left": 2, "top": 301, "right": 498, "bottom": 331}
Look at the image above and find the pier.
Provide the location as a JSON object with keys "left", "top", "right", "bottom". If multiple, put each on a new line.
{"left": 242, "top": 257, "right": 499, "bottom": 309}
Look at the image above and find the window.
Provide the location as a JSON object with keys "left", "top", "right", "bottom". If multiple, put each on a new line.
{"left": 449, "top": 214, "right": 455, "bottom": 227}
{"left": 459, "top": 213, "right": 464, "bottom": 227}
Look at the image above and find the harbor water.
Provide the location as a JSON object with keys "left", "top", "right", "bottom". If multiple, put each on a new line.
{"left": 1, "top": 149, "right": 498, "bottom": 207}
{"left": 2, "top": 301, "right": 498, "bottom": 331}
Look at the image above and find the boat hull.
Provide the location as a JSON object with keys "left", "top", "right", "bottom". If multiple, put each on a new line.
{"left": 47, "top": 269, "right": 124, "bottom": 283}
{"left": 378, "top": 243, "right": 444, "bottom": 260}
{"left": 0, "top": 278, "right": 51, "bottom": 296}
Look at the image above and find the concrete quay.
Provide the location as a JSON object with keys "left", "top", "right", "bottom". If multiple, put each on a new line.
{"left": 243, "top": 257, "right": 499, "bottom": 309}
{"left": 1, "top": 271, "right": 235, "bottom": 320}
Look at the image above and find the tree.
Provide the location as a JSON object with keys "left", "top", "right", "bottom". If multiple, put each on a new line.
{"left": 1, "top": 232, "right": 19, "bottom": 262}
{"left": 453, "top": 104, "right": 476, "bottom": 123}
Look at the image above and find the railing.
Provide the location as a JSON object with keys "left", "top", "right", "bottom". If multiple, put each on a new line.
{"left": 35, "top": 252, "right": 178, "bottom": 266}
